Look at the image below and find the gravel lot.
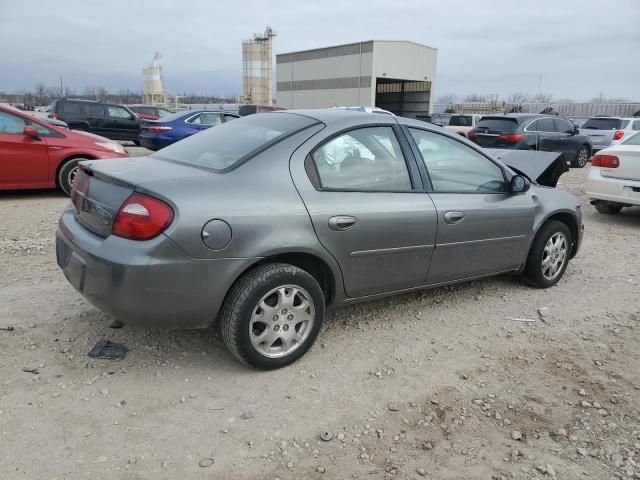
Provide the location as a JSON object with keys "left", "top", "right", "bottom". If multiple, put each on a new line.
{"left": 1, "top": 148, "right": 639, "bottom": 480}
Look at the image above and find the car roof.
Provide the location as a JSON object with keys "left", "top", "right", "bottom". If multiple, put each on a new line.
{"left": 281, "top": 109, "right": 389, "bottom": 123}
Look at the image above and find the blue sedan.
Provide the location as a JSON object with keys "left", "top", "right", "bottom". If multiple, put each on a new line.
{"left": 139, "top": 110, "right": 239, "bottom": 150}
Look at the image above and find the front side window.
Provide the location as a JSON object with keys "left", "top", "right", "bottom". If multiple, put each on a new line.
{"left": 537, "top": 118, "right": 555, "bottom": 132}
{"left": 0, "top": 110, "right": 26, "bottom": 134}
{"left": 409, "top": 128, "right": 506, "bottom": 193}
{"left": 632, "top": 120, "right": 640, "bottom": 131}
{"left": 85, "top": 104, "right": 105, "bottom": 116}
{"left": 107, "top": 106, "right": 132, "bottom": 119}
{"left": 311, "top": 127, "right": 412, "bottom": 191}
{"left": 554, "top": 119, "right": 573, "bottom": 134}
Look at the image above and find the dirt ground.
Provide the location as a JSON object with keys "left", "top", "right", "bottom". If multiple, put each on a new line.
{"left": 1, "top": 148, "right": 639, "bottom": 480}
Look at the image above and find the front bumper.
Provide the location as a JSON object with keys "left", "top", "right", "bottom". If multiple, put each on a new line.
{"left": 56, "top": 207, "right": 257, "bottom": 329}
{"left": 585, "top": 168, "right": 640, "bottom": 206}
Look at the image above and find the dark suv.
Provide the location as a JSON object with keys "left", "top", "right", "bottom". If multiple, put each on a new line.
{"left": 48, "top": 99, "right": 141, "bottom": 143}
{"left": 468, "top": 114, "right": 593, "bottom": 168}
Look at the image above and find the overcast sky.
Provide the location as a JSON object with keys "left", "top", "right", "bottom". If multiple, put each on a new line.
{"left": 1, "top": 0, "right": 638, "bottom": 101}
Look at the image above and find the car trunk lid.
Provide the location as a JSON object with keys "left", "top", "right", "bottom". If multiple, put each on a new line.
{"left": 70, "top": 156, "right": 210, "bottom": 237}
{"left": 600, "top": 146, "right": 640, "bottom": 181}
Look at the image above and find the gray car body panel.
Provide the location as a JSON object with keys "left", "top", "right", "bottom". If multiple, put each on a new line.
{"left": 56, "top": 110, "right": 583, "bottom": 328}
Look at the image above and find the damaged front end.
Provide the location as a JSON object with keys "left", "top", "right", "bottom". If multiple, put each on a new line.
{"left": 484, "top": 149, "right": 569, "bottom": 187}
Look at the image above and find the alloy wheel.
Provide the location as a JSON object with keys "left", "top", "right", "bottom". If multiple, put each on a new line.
{"left": 541, "top": 232, "right": 568, "bottom": 280}
{"left": 249, "top": 285, "right": 315, "bottom": 358}
{"left": 577, "top": 147, "right": 589, "bottom": 167}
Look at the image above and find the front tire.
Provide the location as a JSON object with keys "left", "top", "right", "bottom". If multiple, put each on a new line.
{"left": 594, "top": 202, "right": 623, "bottom": 214}
{"left": 523, "top": 220, "right": 571, "bottom": 288}
{"left": 220, "top": 263, "right": 325, "bottom": 369}
{"left": 58, "top": 159, "right": 84, "bottom": 196}
{"left": 572, "top": 145, "right": 590, "bottom": 168}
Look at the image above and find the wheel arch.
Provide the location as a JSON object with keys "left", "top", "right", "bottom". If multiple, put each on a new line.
{"left": 535, "top": 210, "right": 580, "bottom": 259}
{"left": 229, "top": 251, "right": 339, "bottom": 307}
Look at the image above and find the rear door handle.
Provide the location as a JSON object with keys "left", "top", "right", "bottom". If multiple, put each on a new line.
{"left": 328, "top": 215, "right": 357, "bottom": 231}
{"left": 444, "top": 211, "right": 465, "bottom": 224}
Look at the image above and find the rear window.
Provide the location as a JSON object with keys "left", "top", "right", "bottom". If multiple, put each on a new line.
{"left": 448, "top": 115, "right": 473, "bottom": 127}
{"left": 582, "top": 118, "right": 623, "bottom": 130}
{"left": 475, "top": 118, "right": 519, "bottom": 133}
{"left": 238, "top": 105, "right": 258, "bottom": 116}
{"left": 152, "top": 113, "right": 319, "bottom": 172}
{"left": 621, "top": 131, "right": 640, "bottom": 145}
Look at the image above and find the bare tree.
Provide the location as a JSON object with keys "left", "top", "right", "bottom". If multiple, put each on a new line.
{"left": 437, "top": 93, "right": 458, "bottom": 105}
{"left": 34, "top": 82, "right": 47, "bottom": 104}
{"left": 532, "top": 92, "right": 553, "bottom": 104}
{"left": 95, "top": 86, "right": 108, "bottom": 102}
{"left": 83, "top": 86, "right": 96, "bottom": 99}
{"left": 506, "top": 92, "right": 529, "bottom": 105}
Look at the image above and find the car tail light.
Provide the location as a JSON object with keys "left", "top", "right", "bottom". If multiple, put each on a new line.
{"left": 112, "top": 193, "right": 174, "bottom": 240}
{"left": 52, "top": 113, "right": 60, "bottom": 120}
{"left": 498, "top": 133, "right": 524, "bottom": 143}
{"left": 148, "top": 126, "right": 172, "bottom": 134}
{"left": 613, "top": 130, "right": 624, "bottom": 141}
{"left": 591, "top": 154, "right": 619, "bottom": 168}
{"left": 467, "top": 131, "right": 477, "bottom": 140}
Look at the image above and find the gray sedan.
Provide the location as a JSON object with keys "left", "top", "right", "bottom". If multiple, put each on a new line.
{"left": 56, "top": 110, "right": 583, "bottom": 369}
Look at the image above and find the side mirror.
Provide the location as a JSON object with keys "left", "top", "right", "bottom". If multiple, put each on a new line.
{"left": 23, "top": 125, "right": 39, "bottom": 139}
{"left": 573, "top": 125, "right": 580, "bottom": 134}
{"left": 510, "top": 175, "right": 530, "bottom": 194}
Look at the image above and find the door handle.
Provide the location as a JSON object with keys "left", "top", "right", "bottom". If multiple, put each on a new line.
{"left": 443, "top": 211, "right": 465, "bottom": 224}
{"left": 328, "top": 216, "right": 357, "bottom": 231}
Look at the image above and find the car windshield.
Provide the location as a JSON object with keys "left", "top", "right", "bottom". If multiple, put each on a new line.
{"left": 448, "top": 115, "right": 473, "bottom": 127}
{"left": 152, "top": 113, "right": 318, "bottom": 172}
{"left": 581, "top": 118, "right": 623, "bottom": 130}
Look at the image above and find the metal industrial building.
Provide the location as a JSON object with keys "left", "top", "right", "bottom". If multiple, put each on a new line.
{"left": 242, "top": 27, "right": 276, "bottom": 106}
{"left": 276, "top": 40, "right": 437, "bottom": 117}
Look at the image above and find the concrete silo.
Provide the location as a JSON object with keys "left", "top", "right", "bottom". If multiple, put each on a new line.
{"left": 242, "top": 27, "right": 276, "bottom": 106}
{"left": 143, "top": 52, "right": 167, "bottom": 106}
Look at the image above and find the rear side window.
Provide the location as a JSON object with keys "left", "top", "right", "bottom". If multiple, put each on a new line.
{"left": 633, "top": 120, "right": 640, "bottom": 131}
{"left": 582, "top": 118, "right": 623, "bottom": 130}
{"left": 153, "top": 113, "right": 318, "bottom": 172}
{"left": 475, "top": 118, "right": 518, "bottom": 133}
{"left": 62, "top": 102, "right": 81, "bottom": 114}
{"left": 311, "top": 127, "right": 412, "bottom": 191}
{"left": 85, "top": 104, "right": 105, "bottom": 116}
{"left": 448, "top": 115, "right": 473, "bottom": 127}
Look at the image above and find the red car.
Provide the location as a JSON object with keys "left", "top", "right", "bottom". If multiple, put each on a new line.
{"left": 0, "top": 105, "right": 128, "bottom": 195}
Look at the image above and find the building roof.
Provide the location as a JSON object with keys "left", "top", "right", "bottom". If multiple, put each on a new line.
{"left": 276, "top": 39, "right": 437, "bottom": 58}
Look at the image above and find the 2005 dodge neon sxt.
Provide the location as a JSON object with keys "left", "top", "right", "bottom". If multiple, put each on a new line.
{"left": 56, "top": 110, "right": 583, "bottom": 369}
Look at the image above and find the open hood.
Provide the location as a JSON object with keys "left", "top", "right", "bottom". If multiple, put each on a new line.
{"left": 484, "top": 149, "right": 569, "bottom": 187}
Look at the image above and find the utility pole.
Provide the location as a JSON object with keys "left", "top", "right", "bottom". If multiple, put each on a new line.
{"left": 538, "top": 74, "right": 542, "bottom": 98}
{"left": 59, "top": 75, "right": 63, "bottom": 98}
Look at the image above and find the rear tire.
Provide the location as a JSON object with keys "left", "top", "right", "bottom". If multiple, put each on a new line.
{"left": 523, "top": 220, "right": 572, "bottom": 288}
{"left": 57, "top": 159, "right": 84, "bottom": 196}
{"left": 594, "top": 202, "right": 623, "bottom": 214}
{"left": 572, "top": 145, "right": 590, "bottom": 168}
{"left": 220, "top": 263, "right": 325, "bottom": 370}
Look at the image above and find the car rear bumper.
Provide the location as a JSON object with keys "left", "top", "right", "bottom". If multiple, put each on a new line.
{"left": 585, "top": 168, "right": 640, "bottom": 206}
{"left": 138, "top": 135, "right": 175, "bottom": 151}
{"left": 56, "top": 207, "right": 257, "bottom": 329}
